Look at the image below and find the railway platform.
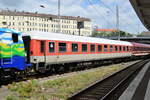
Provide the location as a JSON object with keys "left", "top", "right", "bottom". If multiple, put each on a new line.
{"left": 119, "top": 61, "right": 150, "bottom": 100}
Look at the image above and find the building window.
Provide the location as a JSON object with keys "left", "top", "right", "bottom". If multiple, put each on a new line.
{"left": 59, "top": 43, "right": 67, "bottom": 52}
{"left": 72, "top": 43, "right": 78, "bottom": 52}
{"left": 49, "top": 42, "right": 55, "bottom": 53}
{"left": 90, "top": 44, "right": 95, "bottom": 52}
{"left": 9, "top": 22, "right": 11, "bottom": 26}
{"left": 82, "top": 44, "right": 87, "bottom": 52}
{"left": 22, "top": 22, "right": 24, "bottom": 26}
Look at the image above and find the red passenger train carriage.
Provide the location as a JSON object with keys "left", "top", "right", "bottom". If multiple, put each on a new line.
{"left": 23, "top": 31, "right": 134, "bottom": 72}
{"left": 132, "top": 43, "right": 150, "bottom": 56}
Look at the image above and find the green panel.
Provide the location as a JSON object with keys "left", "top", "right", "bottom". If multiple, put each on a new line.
{"left": 0, "top": 43, "right": 25, "bottom": 58}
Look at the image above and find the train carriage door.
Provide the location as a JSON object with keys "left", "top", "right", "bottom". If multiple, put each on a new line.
{"left": 22, "top": 36, "right": 31, "bottom": 63}
{"left": 40, "top": 40, "right": 46, "bottom": 63}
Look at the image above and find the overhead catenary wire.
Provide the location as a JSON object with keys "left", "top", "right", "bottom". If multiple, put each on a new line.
{"left": 87, "top": 0, "right": 114, "bottom": 29}
{"left": 98, "top": 0, "right": 141, "bottom": 33}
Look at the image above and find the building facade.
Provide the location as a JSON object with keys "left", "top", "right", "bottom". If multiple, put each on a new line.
{"left": 0, "top": 10, "right": 92, "bottom": 36}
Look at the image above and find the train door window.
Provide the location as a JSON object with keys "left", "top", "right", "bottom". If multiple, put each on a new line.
{"left": 72, "top": 43, "right": 78, "bottom": 52}
{"left": 49, "top": 42, "right": 55, "bottom": 53}
{"left": 90, "top": 44, "right": 95, "bottom": 52}
{"left": 115, "top": 46, "right": 118, "bottom": 51}
{"left": 40, "top": 41, "right": 45, "bottom": 53}
{"left": 104, "top": 45, "right": 108, "bottom": 52}
{"left": 12, "top": 34, "right": 18, "bottom": 43}
{"left": 82, "top": 44, "right": 87, "bottom": 52}
{"left": 98, "top": 45, "right": 102, "bottom": 52}
{"left": 59, "top": 43, "right": 67, "bottom": 52}
{"left": 110, "top": 45, "right": 113, "bottom": 52}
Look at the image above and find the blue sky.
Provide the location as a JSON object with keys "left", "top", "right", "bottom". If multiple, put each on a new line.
{"left": 0, "top": 0, "right": 148, "bottom": 34}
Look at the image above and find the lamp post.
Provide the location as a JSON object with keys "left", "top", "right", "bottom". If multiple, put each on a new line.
{"left": 40, "top": 0, "right": 61, "bottom": 33}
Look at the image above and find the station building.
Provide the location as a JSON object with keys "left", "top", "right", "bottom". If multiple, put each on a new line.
{"left": 0, "top": 10, "right": 92, "bottom": 36}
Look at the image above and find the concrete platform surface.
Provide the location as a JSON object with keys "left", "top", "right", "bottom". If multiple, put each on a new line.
{"left": 119, "top": 61, "right": 150, "bottom": 100}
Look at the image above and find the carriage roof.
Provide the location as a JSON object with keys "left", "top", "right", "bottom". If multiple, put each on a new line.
{"left": 24, "top": 31, "right": 133, "bottom": 46}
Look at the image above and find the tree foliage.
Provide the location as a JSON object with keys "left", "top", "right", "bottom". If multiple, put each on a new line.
{"left": 91, "top": 30, "right": 133, "bottom": 37}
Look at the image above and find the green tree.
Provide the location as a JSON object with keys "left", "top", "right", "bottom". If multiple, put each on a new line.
{"left": 92, "top": 30, "right": 133, "bottom": 37}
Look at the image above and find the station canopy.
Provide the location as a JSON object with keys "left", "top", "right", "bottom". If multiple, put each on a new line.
{"left": 130, "top": 0, "right": 150, "bottom": 30}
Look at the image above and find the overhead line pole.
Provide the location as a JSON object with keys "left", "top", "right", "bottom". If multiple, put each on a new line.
{"left": 116, "top": 5, "right": 120, "bottom": 40}
{"left": 99, "top": 1, "right": 138, "bottom": 34}
{"left": 58, "top": 0, "right": 61, "bottom": 33}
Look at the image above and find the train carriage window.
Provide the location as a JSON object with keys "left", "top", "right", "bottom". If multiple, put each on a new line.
{"left": 119, "top": 46, "right": 122, "bottom": 51}
{"left": 123, "top": 46, "right": 126, "bottom": 51}
{"left": 125, "top": 46, "right": 127, "bottom": 51}
{"left": 110, "top": 45, "right": 113, "bottom": 52}
{"left": 98, "top": 45, "right": 102, "bottom": 52}
{"left": 104, "top": 45, "right": 108, "bottom": 52}
{"left": 130, "top": 47, "right": 132, "bottom": 51}
{"left": 12, "top": 34, "right": 18, "bottom": 43}
{"left": 82, "top": 44, "right": 87, "bottom": 52}
{"left": 90, "top": 44, "right": 95, "bottom": 52}
{"left": 127, "top": 46, "right": 129, "bottom": 51}
{"left": 59, "top": 43, "right": 67, "bottom": 52}
{"left": 115, "top": 46, "right": 118, "bottom": 51}
{"left": 72, "top": 43, "right": 78, "bottom": 52}
{"left": 49, "top": 42, "right": 55, "bottom": 53}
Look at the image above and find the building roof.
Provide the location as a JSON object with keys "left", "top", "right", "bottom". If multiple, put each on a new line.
{"left": 0, "top": 10, "right": 91, "bottom": 21}
{"left": 23, "top": 31, "right": 132, "bottom": 46}
{"left": 130, "top": 0, "right": 150, "bottom": 30}
{"left": 96, "top": 29, "right": 117, "bottom": 32}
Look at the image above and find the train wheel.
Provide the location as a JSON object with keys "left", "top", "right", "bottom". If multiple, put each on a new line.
{"left": 54, "top": 65, "right": 65, "bottom": 74}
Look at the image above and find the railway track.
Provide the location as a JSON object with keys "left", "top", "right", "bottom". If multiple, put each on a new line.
{"left": 0, "top": 59, "right": 139, "bottom": 86}
{"left": 68, "top": 59, "right": 149, "bottom": 100}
